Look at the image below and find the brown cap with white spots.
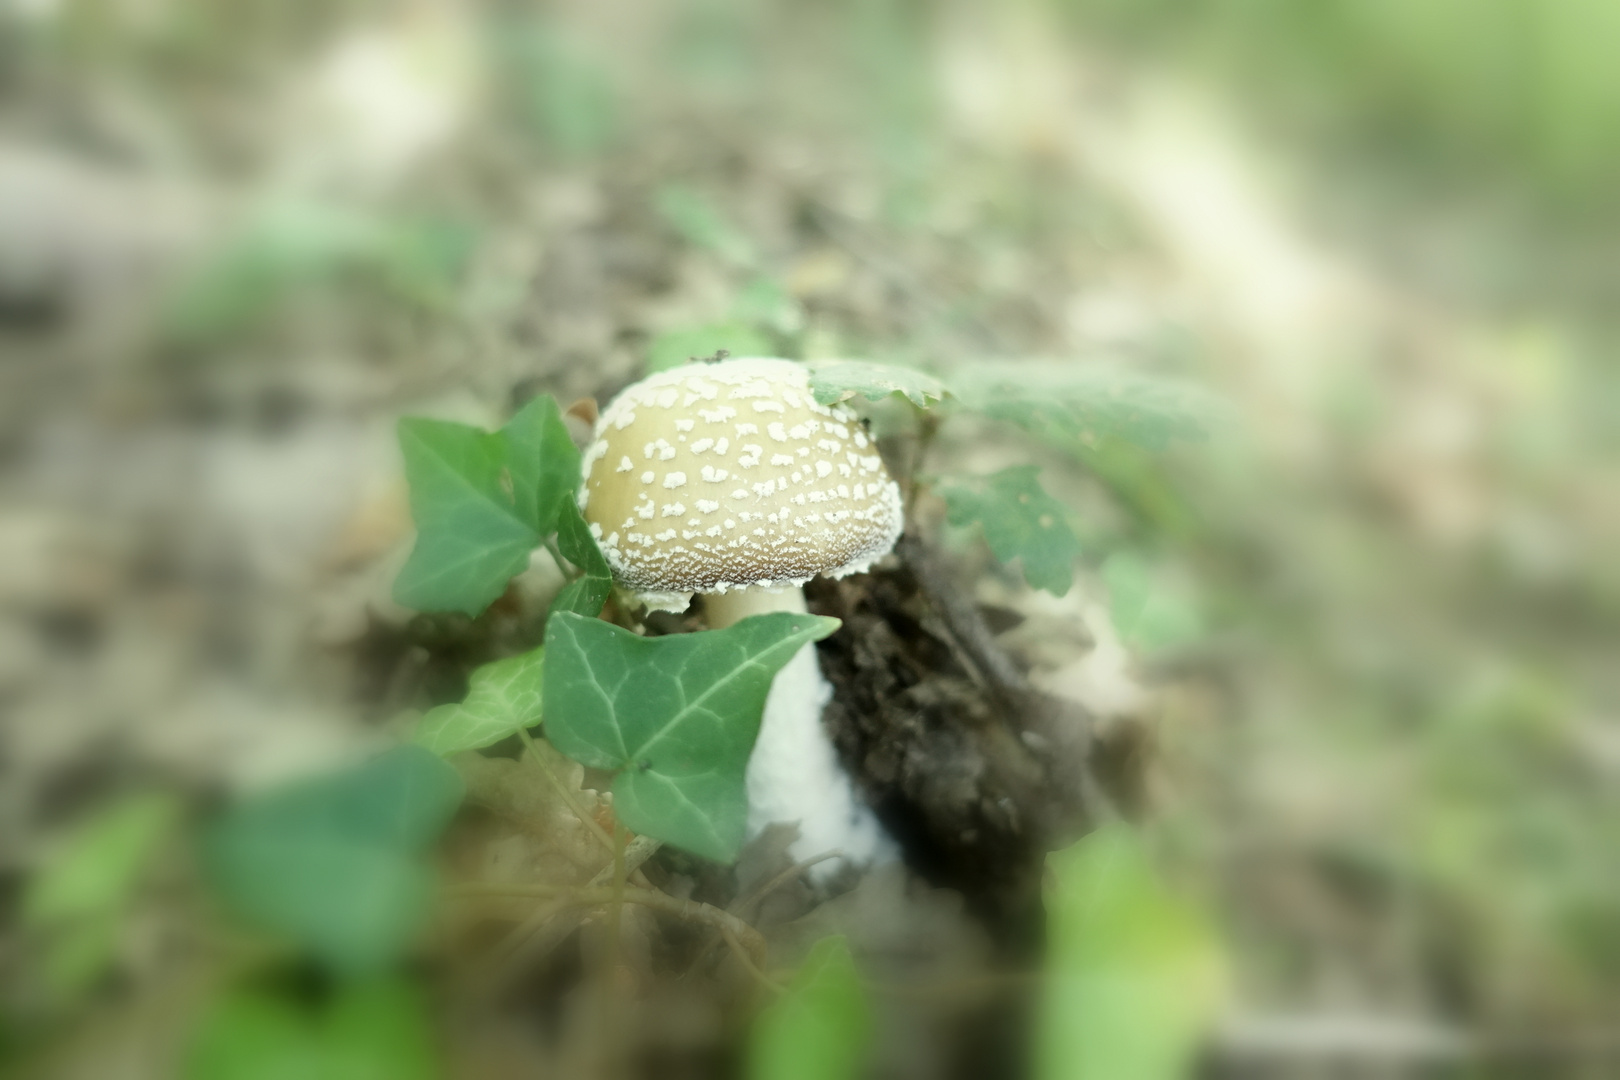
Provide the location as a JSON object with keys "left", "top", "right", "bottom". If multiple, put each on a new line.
{"left": 579, "top": 358, "right": 903, "bottom": 609}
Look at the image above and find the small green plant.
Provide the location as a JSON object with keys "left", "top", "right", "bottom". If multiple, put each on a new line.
{"left": 386, "top": 357, "right": 1218, "bottom": 863}
{"left": 170, "top": 356, "right": 1218, "bottom": 1076}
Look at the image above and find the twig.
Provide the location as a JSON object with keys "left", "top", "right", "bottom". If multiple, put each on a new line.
{"left": 897, "top": 532, "right": 1119, "bottom": 824}
{"left": 721, "top": 925, "right": 786, "bottom": 994}
{"left": 729, "top": 850, "right": 844, "bottom": 919}
{"left": 458, "top": 883, "right": 774, "bottom": 989}
{"left": 475, "top": 834, "right": 663, "bottom": 978}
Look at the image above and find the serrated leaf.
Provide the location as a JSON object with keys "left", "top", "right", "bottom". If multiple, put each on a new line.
{"left": 542, "top": 611, "right": 840, "bottom": 862}
{"left": 1038, "top": 824, "right": 1224, "bottom": 1080}
{"left": 646, "top": 321, "right": 774, "bottom": 374}
{"left": 808, "top": 360, "right": 950, "bottom": 408}
{"left": 202, "top": 747, "right": 464, "bottom": 974}
{"left": 415, "top": 647, "right": 545, "bottom": 757}
{"left": 393, "top": 396, "right": 580, "bottom": 617}
{"left": 186, "top": 980, "right": 438, "bottom": 1080}
{"left": 953, "top": 363, "right": 1219, "bottom": 452}
{"left": 942, "top": 466, "right": 1080, "bottom": 596}
{"left": 749, "top": 936, "right": 872, "bottom": 1080}
{"left": 549, "top": 498, "right": 612, "bottom": 618}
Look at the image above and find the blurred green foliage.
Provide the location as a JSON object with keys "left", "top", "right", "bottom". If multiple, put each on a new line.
{"left": 657, "top": 183, "right": 758, "bottom": 268}
{"left": 749, "top": 936, "right": 871, "bottom": 1080}
{"left": 646, "top": 322, "right": 774, "bottom": 374}
{"left": 1101, "top": 551, "right": 1202, "bottom": 653}
{"left": 186, "top": 980, "right": 438, "bottom": 1080}
{"left": 1039, "top": 825, "right": 1223, "bottom": 1080}
{"left": 951, "top": 364, "right": 1218, "bottom": 455}
{"left": 808, "top": 360, "right": 950, "bottom": 409}
{"left": 943, "top": 466, "right": 1081, "bottom": 597}
{"left": 202, "top": 747, "right": 464, "bottom": 974}
{"left": 22, "top": 792, "right": 181, "bottom": 999}
{"left": 493, "top": 15, "right": 619, "bottom": 157}
{"left": 1064, "top": 0, "right": 1620, "bottom": 200}
{"left": 167, "top": 199, "right": 473, "bottom": 343}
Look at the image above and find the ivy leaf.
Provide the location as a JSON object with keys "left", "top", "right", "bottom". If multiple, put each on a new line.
{"left": 1038, "top": 824, "right": 1225, "bottom": 1080}
{"left": 414, "top": 647, "right": 545, "bottom": 757}
{"left": 201, "top": 747, "right": 464, "bottom": 974}
{"left": 542, "top": 611, "right": 840, "bottom": 862}
{"left": 942, "top": 466, "right": 1080, "bottom": 596}
{"left": 953, "top": 363, "right": 1219, "bottom": 452}
{"left": 748, "top": 936, "right": 872, "bottom": 1080}
{"left": 549, "top": 498, "right": 613, "bottom": 618}
{"left": 807, "top": 360, "right": 950, "bottom": 408}
{"left": 186, "top": 980, "right": 438, "bottom": 1080}
{"left": 393, "top": 395, "right": 579, "bottom": 617}
{"left": 503, "top": 394, "right": 582, "bottom": 540}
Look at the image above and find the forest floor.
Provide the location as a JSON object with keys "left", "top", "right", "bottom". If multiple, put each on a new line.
{"left": 1, "top": 2, "right": 1616, "bottom": 1077}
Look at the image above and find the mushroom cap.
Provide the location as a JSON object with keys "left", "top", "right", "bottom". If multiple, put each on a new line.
{"left": 579, "top": 358, "right": 903, "bottom": 607}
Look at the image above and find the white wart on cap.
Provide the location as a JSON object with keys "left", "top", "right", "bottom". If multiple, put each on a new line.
{"left": 579, "top": 358, "right": 903, "bottom": 610}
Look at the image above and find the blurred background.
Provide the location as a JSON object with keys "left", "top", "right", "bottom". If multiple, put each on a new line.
{"left": 1, "top": 0, "right": 1617, "bottom": 1076}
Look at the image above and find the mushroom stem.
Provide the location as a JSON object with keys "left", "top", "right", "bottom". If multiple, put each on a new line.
{"left": 702, "top": 584, "right": 807, "bottom": 627}
{"left": 703, "top": 586, "right": 893, "bottom": 871}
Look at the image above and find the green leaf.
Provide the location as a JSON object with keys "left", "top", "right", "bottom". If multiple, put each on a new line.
{"left": 186, "top": 980, "right": 438, "bottom": 1080}
{"left": 953, "top": 363, "right": 1219, "bottom": 452}
{"left": 731, "top": 276, "right": 802, "bottom": 336}
{"left": 942, "top": 466, "right": 1080, "bottom": 596}
{"left": 656, "top": 183, "right": 756, "bottom": 266}
{"left": 749, "top": 936, "right": 872, "bottom": 1080}
{"left": 549, "top": 498, "right": 613, "bottom": 618}
{"left": 497, "top": 18, "right": 618, "bottom": 159}
{"left": 202, "top": 747, "right": 464, "bottom": 974}
{"left": 542, "top": 611, "right": 840, "bottom": 862}
{"left": 25, "top": 792, "right": 180, "bottom": 926}
{"left": 414, "top": 647, "right": 545, "bottom": 756}
{"left": 1038, "top": 824, "right": 1224, "bottom": 1080}
{"left": 393, "top": 396, "right": 580, "bottom": 617}
{"left": 165, "top": 199, "right": 470, "bottom": 342}
{"left": 503, "top": 394, "right": 582, "bottom": 540}
{"left": 23, "top": 791, "right": 181, "bottom": 996}
{"left": 646, "top": 321, "right": 774, "bottom": 374}
{"left": 808, "top": 360, "right": 950, "bottom": 408}
{"left": 1101, "top": 552, "right": 1203, "bottom": 653}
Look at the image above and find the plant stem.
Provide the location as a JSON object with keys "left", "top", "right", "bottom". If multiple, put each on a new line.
{"left": 729, "top": 850, "right": 843, "bottom": 918}
{"left": 458, "top": 883, "right": 776, "bottom": 991}
{"left": 544, "top": 537, "right": 577, "bottom": 580}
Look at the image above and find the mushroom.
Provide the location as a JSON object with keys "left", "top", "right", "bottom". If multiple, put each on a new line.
{"left": 578, "top": 357, "right": 901, "bottom": 867}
